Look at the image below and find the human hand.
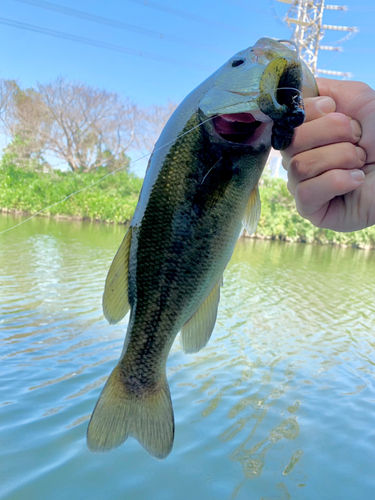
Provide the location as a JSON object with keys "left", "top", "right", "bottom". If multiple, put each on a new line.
{"left": 282, "top": 78, "right": 375, "bottom": 232}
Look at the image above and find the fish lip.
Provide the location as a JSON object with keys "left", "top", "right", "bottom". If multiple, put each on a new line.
{"left": 211, "top": 112, "right": 272, "bottom": 147}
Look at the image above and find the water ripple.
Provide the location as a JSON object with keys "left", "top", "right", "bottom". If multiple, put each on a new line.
{"left": 1, "top": 216, "right": 375, "bottom": 500}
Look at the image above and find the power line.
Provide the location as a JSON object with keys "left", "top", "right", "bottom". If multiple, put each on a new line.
{"left": 124, "top": 0, "right": 249, "bottom": 35}
{"left": 0, "top": 17, "right": 209, "bottom": 71}
{"left": 15, "top": 0, "right": 228, "bottom": 56}
{"left": 219, "top": 0, "right": 272, "bottom": 18}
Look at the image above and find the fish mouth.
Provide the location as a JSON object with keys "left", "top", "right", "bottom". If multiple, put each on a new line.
{"left": 212, "top": 112, "right": 271, "bottom": 146}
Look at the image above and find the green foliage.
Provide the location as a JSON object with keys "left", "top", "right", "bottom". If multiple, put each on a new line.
{"left": 0, "top": 160, "right": 142, "bottom": 223}
{"left": 2, "top": 135, "right": 47, "bottom": 171}
{"left": 2, "top": 163, "right": 375, "bottom": 248}
{"left": 257, "top": 176, "right": 375, "bottom": 248}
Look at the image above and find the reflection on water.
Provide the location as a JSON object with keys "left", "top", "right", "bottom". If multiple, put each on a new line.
{"left": 1, "top": 213, "right": 375, "bottom": 500}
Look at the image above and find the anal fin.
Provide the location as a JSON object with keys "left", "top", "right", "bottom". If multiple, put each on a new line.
{"left": 242, "top": 184, "right": 261, "bottom": 236}
{"left": 102, "top": 228, "right": 132, "bottom": 324}
{"left": 180, "top": 278, "right": 222, "bottom": 354}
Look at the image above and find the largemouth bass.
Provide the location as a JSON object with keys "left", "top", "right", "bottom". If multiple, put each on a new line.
{"left": 87, "top": 37, "right": 318, "bottom": 459}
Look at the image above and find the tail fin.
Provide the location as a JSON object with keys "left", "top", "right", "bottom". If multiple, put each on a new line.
{"left": 87, "top": 364, "right": 174, "bottom": 460}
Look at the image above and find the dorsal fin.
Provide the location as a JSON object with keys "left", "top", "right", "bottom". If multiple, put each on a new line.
{"left": 180, "top": 278, "right": 222, "bottom": 354}
{"left": 242, "top": 185, "right": 261, "bottom": 236}
{"left": 102, "top": 228, "right": 132, "bottom": 324}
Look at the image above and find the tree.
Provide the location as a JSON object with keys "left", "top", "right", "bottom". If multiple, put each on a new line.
{"left": 138, "top": 100, "right": 177, "bottom": 153}
{"left": 0, "top": 80, "right": 51, "bottom": 169}
{"left": 35, "top": 77, "right": 141, "bottom": 172}
{"left": 1, "top": 76, "right": 178, "bottom": 173}
{"left": 0, "top": 79, "right": 14, "bottom": 124}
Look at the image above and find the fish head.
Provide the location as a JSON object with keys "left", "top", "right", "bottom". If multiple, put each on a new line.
{"left": 199, "top": 37, "right": 318, "bottom": 151}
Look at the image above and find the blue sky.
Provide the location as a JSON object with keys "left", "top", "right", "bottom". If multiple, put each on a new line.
{"left": 1, "top": 0, "right": 375, "bottom": 175}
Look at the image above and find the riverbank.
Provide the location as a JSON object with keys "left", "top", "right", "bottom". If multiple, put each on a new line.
{"left": 2, "top": 163, "right": 375, "bottom": 249}
{"left": 0, "top": 163, "right": 142, "bottom": 224}
{"left": 258, "top": 176, "right": 375, "bottom": 249}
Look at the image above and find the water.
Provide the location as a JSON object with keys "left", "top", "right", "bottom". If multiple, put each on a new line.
{"left": 1, "top": 214, "right": 375, "bottom": 500}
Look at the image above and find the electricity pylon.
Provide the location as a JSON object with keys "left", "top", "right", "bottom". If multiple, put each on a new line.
{"left": 275, "top": 0, "right": 357, "bottom": 78}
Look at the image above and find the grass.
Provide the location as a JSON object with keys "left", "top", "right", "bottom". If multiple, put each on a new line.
{"left": 0, "top": 162, "right": 142, "bottom": 223}
{"left": 257, "top": 176, "right": 375, "bottom": 249}
{"left": 1, "top": 161, "right": 375, "bottom": 248}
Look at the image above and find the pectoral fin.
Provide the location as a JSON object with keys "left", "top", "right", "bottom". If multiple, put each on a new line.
{"left": 102, "top": 228, "right": 132, "bottom": 324}
{"left": 181, "top": 279, "right": 222, "bottom": 354}
{"left": 242, "top": 185, "right": 261, "bottom": 236}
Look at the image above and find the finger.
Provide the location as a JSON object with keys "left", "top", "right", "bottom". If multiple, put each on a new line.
{"left": 286, "top": 142, "right": 366, "bottom": 194}
{"left": 283, "top": 113, "right": 362, "bottom": 160}
{"left": 303, "top": 96, "right": 336, "bottom": 122}
{"left": 294, "top": 168, "right": 365, "bottom": 219}
{"left": 316, "top": 78, "right": 375, "bottom": 164}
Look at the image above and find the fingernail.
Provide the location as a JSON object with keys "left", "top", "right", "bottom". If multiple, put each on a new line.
{"left": 356, "top": 147, "right": 366, "bottom": 163}
{"left": 350, "top": 119, "right": 362, "bottom": 140}
{"left": 350, "top": 169, "right": 365, "bottom": 182}
{"left": 316, "top": 96, "right": 336, "bottom": 114}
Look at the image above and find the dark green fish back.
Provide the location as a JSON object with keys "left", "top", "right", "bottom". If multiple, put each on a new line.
{"left": 125, "top": 113, "right": 269, "bottom": 377}
{"left": 87, "top": 111, "right": 270, "bottom": 458}
{"left": 87, "top": 35, "right": 317, "bottom": 460}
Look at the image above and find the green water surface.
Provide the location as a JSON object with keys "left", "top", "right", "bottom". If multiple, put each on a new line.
{"left": 1, "top": 214, "right": 375, "bottom": 500}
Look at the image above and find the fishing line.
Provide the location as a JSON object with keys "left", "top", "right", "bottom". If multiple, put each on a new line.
{"left": 0, "top": 85, "right": 302, "bottom": 237}
{"left": 276, "top": 87, "right": 303, "bottom": 98}
{"left": 277, "top": 39, "right": 300, "bottom": 61}
{"left": 0, "top": 115, "right": 217, "bottom": 236}
{"left": 201, "top": 157, "right": 223, "bottom": 185}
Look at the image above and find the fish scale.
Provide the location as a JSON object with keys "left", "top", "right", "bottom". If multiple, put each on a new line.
{"left": 87, "top": 37, "right": 318, "bottom": 459}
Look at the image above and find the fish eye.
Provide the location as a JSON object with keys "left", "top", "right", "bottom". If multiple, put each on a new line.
{"left": 231, "top": 59, "right": 245, "bottom": 68}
